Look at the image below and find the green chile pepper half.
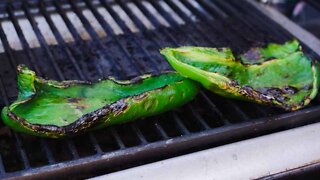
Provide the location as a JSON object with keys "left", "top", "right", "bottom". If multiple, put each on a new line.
{"left": 161, "top": 40, "right": 320, "bottom": 111}
{"left": 1, "top": 65, "right": 199, "bottom": 138}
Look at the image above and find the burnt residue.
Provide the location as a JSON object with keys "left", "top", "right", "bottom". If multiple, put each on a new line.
{"left": 228, "top": 80, "right": 309, "bottom": 111}
{"left": 242, "top": 48, "right": 262, "bottom": 63}
{"left": 67, "top": 97, "right": 82, "bottom": 103}
{"left": 282, "top": 86, "right": 299, "bottom": 95}
{"left": 75, "top": 105, "right": 86, "bottom": 111}
{"left": 68, "top": 97, "right": 87, "bottom": 111}
{"left": 238, "top": 48, "right": 275, "bottom": 65}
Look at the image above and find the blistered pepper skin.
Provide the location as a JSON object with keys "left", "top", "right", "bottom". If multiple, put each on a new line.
{"left": 1, "top": 65, "right": 199, "bottom": 138}
{"left": 161, "top": 40, "right": 320, "bottom": 111}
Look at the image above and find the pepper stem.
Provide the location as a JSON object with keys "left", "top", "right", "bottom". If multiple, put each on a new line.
{"left": 17, "top": 64, "right": 36, "bottom": 100}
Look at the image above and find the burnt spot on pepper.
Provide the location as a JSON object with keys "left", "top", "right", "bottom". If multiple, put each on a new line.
{"left": 67, "top": 97, "right": 82, "bottom": 103}
{"left": 282, "top": 86, "right": 298, "bottom": 95}
{"left": 242, "top": 48, "right": 262, "bottom": 63}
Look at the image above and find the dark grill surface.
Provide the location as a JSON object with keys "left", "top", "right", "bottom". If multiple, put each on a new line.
{"left": 0, "top": 0, "right": 320, "bottom": 179}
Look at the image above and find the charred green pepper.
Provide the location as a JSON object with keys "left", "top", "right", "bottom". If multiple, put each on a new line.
{"left": 161, "top": 40, "right": 320, "bottom": 111}
{"left": 1, "top": 65, "right": 199, "bottom": 138}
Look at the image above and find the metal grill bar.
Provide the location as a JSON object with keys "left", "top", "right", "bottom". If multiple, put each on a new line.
{"left": 110, "top": 128, "right": 126, "bottom": 149}
{"left": 172, "top": 113, "right": 190, "bottom": 135}
{"left": 88, "top": 133, "right": 103, "bottom": 154}
{"left": 131, "top": 124, "right": 148, "bottom": 145}
{"left": 0, "top": 24, "right": 18, "bottom": 69}
{"left": 0, "top": 76, "right": 11, "bottom": 175}
{"left": 187, "top": 104, "right": 210, "bottom": 130}
{"left": 0, "top": 156, "right": 5, "bottom": 175}
{"left": 40, "top": 139, "right": 55, "bottom": 164}
{"left": 66, "top": 139, "right": 80, "bottom": 159}
{"left": 153, "top": 120, "right": 169, "bottom": 139}
{"left": 0, "top": 76, "right": 9, "bottom": 106}
{"left": 0, "top": 31, "right": 18, "bottom": 100}
{"left": 199, "top": 92, "right": 230, "bottom": 125}
{"left": 13, "top": 133, "right": 30, "bottom": 169}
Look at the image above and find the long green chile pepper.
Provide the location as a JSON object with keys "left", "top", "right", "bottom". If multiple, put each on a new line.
{"left": 1, "top": 65, "right": 199, "bottom": 138}
{"left": 161, "top": 40, "right": 320, "bottom": 111}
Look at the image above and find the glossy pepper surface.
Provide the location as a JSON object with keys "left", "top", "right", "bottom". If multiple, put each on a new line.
{"left": 1, "top": 65, "right": 199, "bottom": 138}
{"left": 161, "top": 40, "right": 320, "bottom": 111}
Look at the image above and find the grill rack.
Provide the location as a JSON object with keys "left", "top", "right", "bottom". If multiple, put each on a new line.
{"left": 0, "top": 0, "right": 319, "bottom": 179}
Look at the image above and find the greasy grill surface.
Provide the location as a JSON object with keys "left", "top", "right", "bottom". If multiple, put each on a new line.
{"left": 0, "top": 0, "right": 319, "bottom": 179}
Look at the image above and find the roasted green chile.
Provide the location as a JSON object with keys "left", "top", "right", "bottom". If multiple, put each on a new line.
{"left": 161, "top": 40, "right": 320, "bottom": 111}
{"left": 1, "top": 65, "right": 199, "bottom": 138}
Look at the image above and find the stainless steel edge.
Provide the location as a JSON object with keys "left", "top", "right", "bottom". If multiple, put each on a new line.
{"left": 91, "top": 122, "right": 320, "bottom": 180}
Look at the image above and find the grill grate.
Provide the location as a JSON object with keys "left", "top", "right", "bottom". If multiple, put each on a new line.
{"left": 0, "top": 0, "right": 319, "bottom": 179}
